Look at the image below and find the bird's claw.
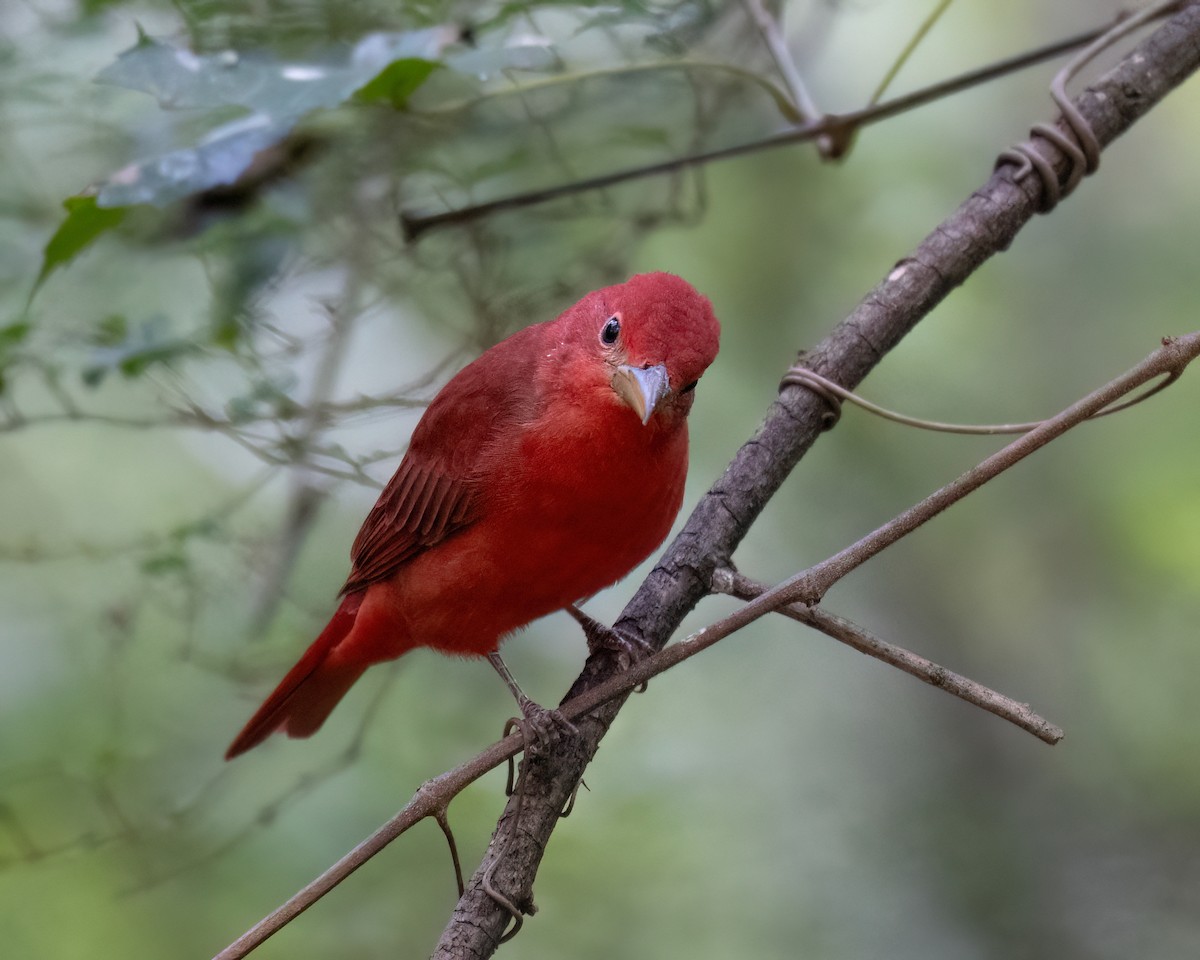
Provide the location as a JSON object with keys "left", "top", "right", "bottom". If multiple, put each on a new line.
{"left": 568, "top": 606, "right": 653, "bottom": 670}
{"left": 516, "top": 698, "right": 578, "bottom": 758}
{"left": 567, "top": 606, "right": 653, "bottom": 693}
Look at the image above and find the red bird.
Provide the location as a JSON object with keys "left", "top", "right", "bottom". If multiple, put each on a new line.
{"left": 226, "top": 272, "right": 720, "bottom": 758}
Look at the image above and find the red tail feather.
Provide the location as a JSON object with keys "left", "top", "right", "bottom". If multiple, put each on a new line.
{"left": 225, "top": 595, "right": 367, "bottom": 760}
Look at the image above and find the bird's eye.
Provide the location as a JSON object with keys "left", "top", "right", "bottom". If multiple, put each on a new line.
{"left": 680, "top": 380, "right": 698, "bottom": 394}
{"left": 600, "top": 316, "right": 621, "bottom": 345}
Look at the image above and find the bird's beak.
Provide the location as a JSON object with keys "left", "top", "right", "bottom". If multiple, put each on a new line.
{"left": 611, "top": 364, "right": 670, "bottom": 425}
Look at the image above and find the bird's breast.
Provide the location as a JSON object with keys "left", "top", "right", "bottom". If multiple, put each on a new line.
{"left": 502, "top": 401, "right": 688, "bottom": 545}
{"left": 374, "top": 403, "right": 689, "bottom": 656}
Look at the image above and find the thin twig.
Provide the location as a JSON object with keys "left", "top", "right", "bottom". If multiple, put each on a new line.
{"left": 417, "top": 58, "right": 803, "bottom": 125}
{"left": 210, "top": 733, "right": 523, "bottom": 960}
{"left": 710, "top": 568, "right": 1063, "bottom": 744}
{"left": 434, "top": 810, "right": 465, "bottom": 898}
{"left": 0, "top": 390, "right": 430, "bottom": 435}
{"left": 868, "top": 0, "right": 957, "bottom": 106}
{"left": 782, "top": 361, "right": 1180, "bottom": 434}
{"left": 693, "top": 334, "right": 1200, "bottom": 642}
{"left": 740, "top": 0, "right": 834, "bottom": 155}
{"left": 248, "top": 298, "right": 360, "bottom": 636}
{"left": 402, "top": 19, "right": 1117, "bottom": 237}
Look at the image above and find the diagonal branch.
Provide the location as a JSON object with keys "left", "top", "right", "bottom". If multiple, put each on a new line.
{"left": 434, "top": 4, "right": 1200, "bottom": 956}
{"left": 709, "top": 341, "right": 1195, "bottom": 632}
{"left": 710, "top": 568, "right": 1065, "bottom": 744}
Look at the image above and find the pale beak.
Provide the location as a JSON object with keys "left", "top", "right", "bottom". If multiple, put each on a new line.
{"left": 611, "top": 364, "right": 670, "bottom": 425}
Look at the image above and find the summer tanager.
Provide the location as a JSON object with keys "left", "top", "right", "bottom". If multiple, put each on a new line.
{"left": 226, "top": 272, "right": 720, "bottom": 759}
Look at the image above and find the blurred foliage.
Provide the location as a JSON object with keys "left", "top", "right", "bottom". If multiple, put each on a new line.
{"left": 2, "top": 1, "right": 1200, "bottom": 959}
{"left": 34, "top": 196, "right": 128, "bottom": 295}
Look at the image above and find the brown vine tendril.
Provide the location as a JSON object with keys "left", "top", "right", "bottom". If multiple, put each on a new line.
{"left": 996, "top": 0, "right": 1184, "bottom": 211}
{"left": 780, "top": 364, "right": 1180, "bottom": 436}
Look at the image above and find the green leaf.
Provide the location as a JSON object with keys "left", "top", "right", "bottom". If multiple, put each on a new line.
{"left": 141, "top": 552, "right": 188, "bottom": 576}
{"left": 354, "top": 58, "right": 441, "bottom": 108}
{"left": 33, "top": 195, "right": 128, "bottom": 296}
{"left": 0, "top": 321, "right": 30, "bottom": 349}
{"left": 90, "top": 313, "right": 129, "bottom": 347}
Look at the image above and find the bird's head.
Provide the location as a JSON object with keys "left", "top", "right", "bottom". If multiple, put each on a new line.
{"left": 556, "top": 272, "right": 721, "bottom": 427}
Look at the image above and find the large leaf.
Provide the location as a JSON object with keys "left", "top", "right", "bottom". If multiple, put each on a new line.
{"left": 93, "top": 27, "right": 456, "bottom": 208}
{"left": 32, "top": 27, "right": 458, "bottom": 291}
{"left": 96, "top": 27, "right": 457, "bottom": 115}
{"left": 98, "top": 113, "right": 294, "bottom": 207}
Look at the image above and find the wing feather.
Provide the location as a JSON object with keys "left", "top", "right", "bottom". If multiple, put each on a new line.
{"left": 340, "top": 324, "right": 543, "bottom": 594}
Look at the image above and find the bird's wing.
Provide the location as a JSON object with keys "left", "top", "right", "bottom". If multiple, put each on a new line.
{"left": 342, "top": 458, "right": 480, "bottom": 593}
{"left": 340, "top": 326, "right": 542, "bottom": 594}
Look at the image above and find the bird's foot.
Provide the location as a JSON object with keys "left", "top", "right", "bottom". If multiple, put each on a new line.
{"left": 515, "top": 696, "right": 578, "bottom": 758}
{"left": 567, "top": 605, "right": 653, "bottom": 692}
{"left": 488, "top": 650, "right": 575, "bottom": 756}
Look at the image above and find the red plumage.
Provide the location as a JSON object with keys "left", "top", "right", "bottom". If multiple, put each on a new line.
{"left": 226, "top": 272, "right": 720, "bottom": 758}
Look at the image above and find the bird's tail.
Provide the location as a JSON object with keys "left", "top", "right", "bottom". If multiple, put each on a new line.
{"left": 225, "top": 593, "right": 369, "bottom": 760}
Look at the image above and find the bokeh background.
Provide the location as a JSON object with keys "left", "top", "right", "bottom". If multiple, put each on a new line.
{"left": 2, "top": 1, "right": 1199, "bottom": 957}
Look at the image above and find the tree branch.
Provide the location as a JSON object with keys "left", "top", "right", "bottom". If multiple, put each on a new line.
{"left": 710, "top": 568, "right": 1065, "bottom": 744}
{"left": 402, "top": 13, "right": 1132, "bottom": 237}
{"left": 740, "top": 0, "right": 835, "bottom": 156}
{"left": 434, "top": 4, "right": 1200, "bottom": 956}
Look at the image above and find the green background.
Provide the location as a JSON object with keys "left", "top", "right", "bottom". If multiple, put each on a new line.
{"left": 2, "top": 2, "right": 1198, "bottom": 957}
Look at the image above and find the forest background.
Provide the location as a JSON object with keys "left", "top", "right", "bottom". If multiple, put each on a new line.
{"left": 1, "top": 1, "right": 1199, "bottom": 957}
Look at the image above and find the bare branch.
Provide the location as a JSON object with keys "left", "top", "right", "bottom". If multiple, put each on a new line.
{"left": 711, "top": 568, "right": 1063, "bottom": 744}
{"left": 867, "top": 0, "right": 957, "bottom": 107}
{"left": 403, "top": 14, "right": 1126, "bottom": 237}
{"left": 740, "top": 0, "right": 834, "bottom": 155}
{"left": 211, "top": 731, "right": 524, "bottom": 960}
{"left": 732, "top": 343, "right": 1199, "bottom": 626}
